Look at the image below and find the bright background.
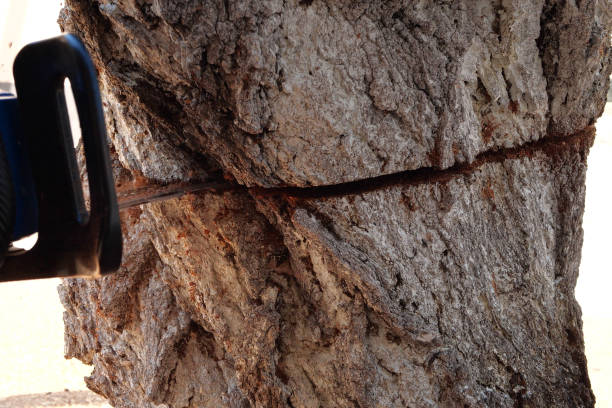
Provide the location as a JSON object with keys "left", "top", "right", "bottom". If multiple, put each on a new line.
{"left": 0, "top": 0, "right": 610, "bottom": 407}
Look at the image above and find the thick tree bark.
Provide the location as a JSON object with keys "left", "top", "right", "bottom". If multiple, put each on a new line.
{"left": 58, "top": 1, "right": 610, "bottom": 407}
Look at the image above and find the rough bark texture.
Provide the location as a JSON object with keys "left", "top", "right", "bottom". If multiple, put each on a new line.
{"left": 58, "top": 1, "right": 610, "bottom": 407}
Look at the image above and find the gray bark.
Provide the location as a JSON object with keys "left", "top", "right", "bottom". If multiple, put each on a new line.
{"left": 58, "top": 1, "right": 610, "bottom": 407}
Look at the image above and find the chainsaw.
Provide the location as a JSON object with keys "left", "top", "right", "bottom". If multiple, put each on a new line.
{"left": 0, "top": 35, "right": 221, "bottom": 282}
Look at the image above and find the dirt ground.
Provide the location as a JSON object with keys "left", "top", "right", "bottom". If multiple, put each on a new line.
{"left": 0, "top": 391, "right": 107, "bottom": 408}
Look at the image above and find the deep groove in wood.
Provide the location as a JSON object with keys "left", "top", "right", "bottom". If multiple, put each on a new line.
{"left": 118, "top": 128, "right": 595, "bottom": 208}
{"left": 250, "top": 128, "right": 595, "bottom": 200}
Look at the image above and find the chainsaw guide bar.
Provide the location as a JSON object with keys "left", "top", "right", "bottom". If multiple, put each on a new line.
{"left": 116, "top": 180, "right": 234, "bottom": 210}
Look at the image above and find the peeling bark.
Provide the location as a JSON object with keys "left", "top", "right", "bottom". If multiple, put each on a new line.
{"left": 59, "top": 0, "right": 610, "bottom": 407}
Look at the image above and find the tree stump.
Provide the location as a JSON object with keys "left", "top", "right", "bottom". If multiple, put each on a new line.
{"left": 58, "top": 1, "right": 611, "bottom": 407}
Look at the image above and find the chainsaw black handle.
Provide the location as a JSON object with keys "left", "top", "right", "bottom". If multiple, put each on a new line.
{"left": 1, "top": 34, "right": 121, "bottom": 280}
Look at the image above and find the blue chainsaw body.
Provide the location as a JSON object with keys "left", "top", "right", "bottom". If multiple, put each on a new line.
{"left": 0, "top": 95, "right": 38, "bottom": 241}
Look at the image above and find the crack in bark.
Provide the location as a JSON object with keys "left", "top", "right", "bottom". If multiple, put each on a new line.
{"left": 251, "top": 127, "right": 594, "bottom": 200}
{"left": 120, "top": 127, "right": 594, "bottom": 209}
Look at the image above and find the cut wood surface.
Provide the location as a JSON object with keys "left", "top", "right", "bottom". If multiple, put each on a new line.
{"left": 58, "top": 1, "right": 610, "bottom": 407}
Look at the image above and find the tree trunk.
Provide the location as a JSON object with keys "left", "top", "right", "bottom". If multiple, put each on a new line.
{"left": 58, "top": 1, "right": 611, "bottom": 407}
